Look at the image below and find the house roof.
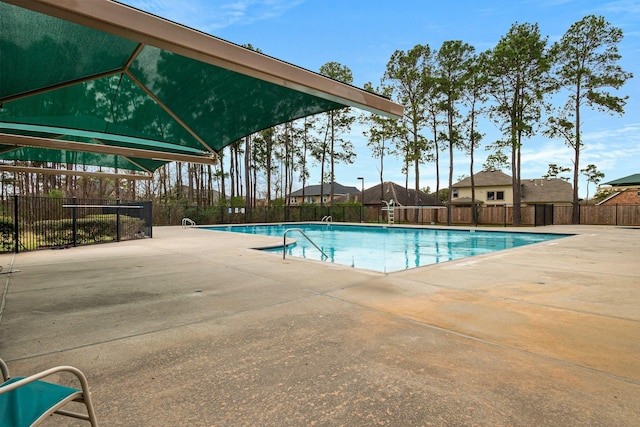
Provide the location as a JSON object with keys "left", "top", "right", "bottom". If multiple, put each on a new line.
{"left": 450, "top": 196, "right": 476, "bottom": 205}
{"left": 360, "top": 182, "right": 440, "bottom": 206}
{"left": 602, "top": 174, "right": 640, "bottom": 186}
{"left": 521, "top": 179, "right": 572, "bottom": 203}
{"left": 452, "top": 170, "right": 512, "bottom": 187}
{"left": 288, "top": 182, "right": 359, "bottom": 197}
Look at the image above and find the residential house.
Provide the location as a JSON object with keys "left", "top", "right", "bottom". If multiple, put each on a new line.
{"left": 597, "top": 173, "right": 640, "bottom": 205}
{"left": 451, "top": 170, "right": 573, "bottom": 206}
{"left": 356, "top": 181, "right": 440, "bottom": 207}
{"left": 287, "top": 182, "right": 360, "bottom": 205}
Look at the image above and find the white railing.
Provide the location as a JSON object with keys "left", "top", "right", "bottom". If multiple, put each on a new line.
{"left": 181, "top": 218, "right": 196, "bottom": 229}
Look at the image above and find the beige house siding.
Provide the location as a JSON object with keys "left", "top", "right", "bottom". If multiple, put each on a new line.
{"left": 454, "top": 185, "right": 513, "bottom": 205}
{"left": 289, "top": 195, "right": 334, "bottom": 206}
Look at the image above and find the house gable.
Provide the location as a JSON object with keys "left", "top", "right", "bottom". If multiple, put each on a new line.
{"left": 452, "top": 170, "right": 512, "bottom": 188}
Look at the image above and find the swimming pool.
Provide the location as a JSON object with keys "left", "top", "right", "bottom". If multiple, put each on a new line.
{"left": 204, "top": 224, "right": 569, "bottom": 273}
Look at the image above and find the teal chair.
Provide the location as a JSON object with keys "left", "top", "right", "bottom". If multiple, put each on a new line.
{"left": 0, "top": 358, "right": 98, "bottom": 426}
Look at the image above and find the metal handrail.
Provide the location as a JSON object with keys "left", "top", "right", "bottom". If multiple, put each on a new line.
{"left": 181, "top": 217, "right": 196, "bottom": 228}
{"left": 283, "top": 228, "right": 328, "bottom": 260}
{"left": 321, "top": 215, "right": 332, "bottom": 222}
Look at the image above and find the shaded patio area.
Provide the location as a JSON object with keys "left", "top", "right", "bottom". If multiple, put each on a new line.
{"left": 1, "top": 224, "right": 639, "bottom": 425}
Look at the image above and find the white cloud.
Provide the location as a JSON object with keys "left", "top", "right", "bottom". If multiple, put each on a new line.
{"left": 120, "top": 0, "right": 305, "bottom": 33}
{"left": 582, "top": 123, "right": 640, "bottom": 144}
{"left": 597, "top": 0, "right": 640, "bottom": 14}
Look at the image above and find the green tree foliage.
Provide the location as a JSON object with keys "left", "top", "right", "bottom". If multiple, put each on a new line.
{"left": 361, "top": 82, "right": 397, "bottom": 201}
{"left": 485, "top": 22, "right": 552, "bottom": 225}
{"left": 543, "top": 163, "right": 571, "bottom": 181}
{"left": 317, "top": 62, "right": 356, "bottom": 206}
{"left": 461, "top": 51, "right": 489, "bottom": 226}
{"left": 592, "top": 187, "right": 615, "bottom": 204}
{"left": 483, "top": 149, "right": 510, "bottom": 172}
{"left": 435, "top": 40, "right": 475, "bottom": 225}
{"left": 548, "top": 15, "right": 632, "bottom": 222}
{"left": 3, "top": 15, "right": 635, "bottom": 218}
{"left": 252, "top": 127, "right": 276, "bottom": 205}
{"left": 424, "top": 74, "right": 446, "bottom": 199}
{"left": 277, "top": 121, "right": 302, "bottom": 204}
{"left": 297, "top": 116, "right": 320, "bottom": 204}
{"left": 384, "top": 44, "right": 432, "bottom": 218}
{"left": 581, "top": 164, "right": 605, "bottom": 203}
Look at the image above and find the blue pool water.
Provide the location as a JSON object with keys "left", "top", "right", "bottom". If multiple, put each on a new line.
{"left": 204, "top": 224, "right": 568, "bottom": 273}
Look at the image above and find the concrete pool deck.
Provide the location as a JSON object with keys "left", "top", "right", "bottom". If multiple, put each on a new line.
{"left": 1, "top": 224, "right": 639, "bottom": 426}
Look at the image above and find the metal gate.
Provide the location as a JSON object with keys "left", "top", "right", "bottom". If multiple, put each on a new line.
{"left": 534, "top": 204, "right": 554, "bottom": 226}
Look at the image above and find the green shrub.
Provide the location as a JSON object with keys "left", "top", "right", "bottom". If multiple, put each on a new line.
{"left": 1, "top": 217, "right": 14, "bottom": 251}
{"left": 118, "top": 215, "right": 146, "bottom": 239}
{"left": 33, "top": 218, "right": 74, "bottom": 247}
{"left": 33, "top": 214, "right": 145, "bottom": 246}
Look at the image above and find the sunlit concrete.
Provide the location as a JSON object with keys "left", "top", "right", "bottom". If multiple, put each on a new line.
{"left": 1, "top": 224, "right": 638, "bottom": 426}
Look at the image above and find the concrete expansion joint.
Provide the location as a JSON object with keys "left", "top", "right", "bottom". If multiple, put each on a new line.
{"left": 0, "top": 253, "right": 17, "bottom": 327}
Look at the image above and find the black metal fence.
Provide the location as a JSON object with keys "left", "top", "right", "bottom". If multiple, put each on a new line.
{"left": 154, "top": 204, "right": 368, "bottom": 225}
{"left": 1, "top": 196, "right": 152, "bottom": 253}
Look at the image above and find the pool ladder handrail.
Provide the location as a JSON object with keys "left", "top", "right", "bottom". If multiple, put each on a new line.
{"left": 283, "top": 228, "right": 328, "bottom": 260}
{"left": 321, "top": 215, "right": 332, "bottom": 223}
{"left": 182, "top": 217, "right": 196, "bottom": 228}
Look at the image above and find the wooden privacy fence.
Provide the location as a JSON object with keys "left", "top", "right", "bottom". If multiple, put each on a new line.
{"left": 4, "top": 199, "right": 639, "bottom": 253}
{"left": 388, "top": 205, "right": 529, "bottom": 226}
{"left": 154, "top": 203, "right": 640, "bottom": 227}
{"left": 579, "top": 205, "right": 640, "bottom": 226}
{"left": 437, "top": 204, "right": 640, "bottom": 227}
{"left": 516, "top": 204, "right": 640, "bottom": 226}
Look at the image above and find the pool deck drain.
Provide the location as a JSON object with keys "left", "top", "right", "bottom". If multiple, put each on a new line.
{"left": 1, "top": 224, "right": 639, "bottom": 425}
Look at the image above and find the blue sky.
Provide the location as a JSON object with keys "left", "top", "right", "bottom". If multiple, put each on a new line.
{"left": 119, "top": 0, "right": 639, "bottom": 197}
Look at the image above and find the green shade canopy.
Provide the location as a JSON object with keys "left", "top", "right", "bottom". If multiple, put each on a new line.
{"left": 0, "top": 0, "right": 402, "bottom": 174}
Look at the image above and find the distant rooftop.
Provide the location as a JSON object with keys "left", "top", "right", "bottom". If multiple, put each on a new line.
{"left": 288, "top": 182, "right": 359, "bottom": 197}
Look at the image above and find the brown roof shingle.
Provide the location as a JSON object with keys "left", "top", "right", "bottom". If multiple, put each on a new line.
{"left": 361, "top": 182, "right": 440, "bottom": 206}
{"left": 452, "top": 170, "right": 512, "bottom": 187}
{"left": 521, "top": 179, "right": 572, "bottom": 203}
